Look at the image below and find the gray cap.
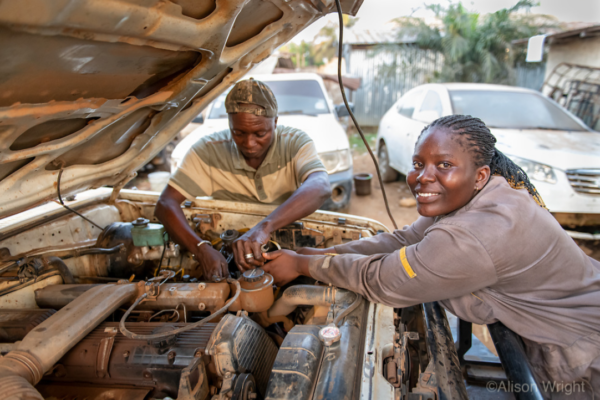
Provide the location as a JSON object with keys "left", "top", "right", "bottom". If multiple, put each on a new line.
{"left": 225, "top": 78, "right": 278, "bottom": 118}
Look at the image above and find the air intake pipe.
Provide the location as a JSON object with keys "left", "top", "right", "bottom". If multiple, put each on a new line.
{"left": 0, "top": 283, "right": 137, "bottom": 400}
{"left": 267, "top": 285, "right": 355, "bottom": 318}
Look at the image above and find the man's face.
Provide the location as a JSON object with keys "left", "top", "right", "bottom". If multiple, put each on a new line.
{"left": 228, "top": 112, "right": 277, "bottom": 161}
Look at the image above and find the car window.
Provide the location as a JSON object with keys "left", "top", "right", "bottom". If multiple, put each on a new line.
{"left": 209, "top": 79, "right": 330, "bottom": 119}
{"left": 397, "top": 89, "right": 423, "bottom": 119}
{"left": 418, "top": 91, "right": 443, "bottom": 118}
{"left": 449, "top": 90, "right": 586, "bottom": 131}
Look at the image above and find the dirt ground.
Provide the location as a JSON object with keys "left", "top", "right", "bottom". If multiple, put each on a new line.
{"left": 348, "top": 153, "right": 420, "bottom": 230}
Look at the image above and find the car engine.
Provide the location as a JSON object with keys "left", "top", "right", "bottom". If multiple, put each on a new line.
{"left": 0, "top": 195, "right": 377, "bottom": 400}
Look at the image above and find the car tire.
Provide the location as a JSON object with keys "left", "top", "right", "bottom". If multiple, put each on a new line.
{"left": 378, "top": 142, "right": 399, "bottom": 182}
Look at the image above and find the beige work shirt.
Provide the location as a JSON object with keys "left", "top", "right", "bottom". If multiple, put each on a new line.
{"left": 309, "top": 176, "right": 600, "bottom": 394}
{"left": 169, "top": 125, "right": 326, "bottom": 204}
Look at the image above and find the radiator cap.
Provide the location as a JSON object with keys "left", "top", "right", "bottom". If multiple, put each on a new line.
{"left": 319, "top": 324, "right": 341, "bottom": 346}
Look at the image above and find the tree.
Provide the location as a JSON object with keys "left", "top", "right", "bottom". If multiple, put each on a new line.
{"left": 396, "top": 1, "right": 556, "bottom": 84}
{"left": 281, "top": 16, "right": 359, "bottom": 68}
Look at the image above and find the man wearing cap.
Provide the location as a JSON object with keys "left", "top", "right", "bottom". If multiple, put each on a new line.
{"left": 155, "top": 79, "right": 331, "bottom": 280}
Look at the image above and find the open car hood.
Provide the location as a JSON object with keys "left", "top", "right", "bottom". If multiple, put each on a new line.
{"left": 0, "top": 0, "right": 363, "bottom": 217}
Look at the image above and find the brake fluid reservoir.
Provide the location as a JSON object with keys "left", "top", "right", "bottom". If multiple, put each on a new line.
{"left": 130, "top": 218, "right": 166, "bottom": 247}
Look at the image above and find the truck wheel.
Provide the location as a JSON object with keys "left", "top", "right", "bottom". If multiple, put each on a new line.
{"left": 378, "top": 143, "right": 399, "bottom": 182}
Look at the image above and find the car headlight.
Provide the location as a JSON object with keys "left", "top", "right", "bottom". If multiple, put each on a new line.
{"left": 509, "top": 156, "right": 557, "bottom": 184}
{"left": 319, "top": 149, "right": 352, "bottom": 174}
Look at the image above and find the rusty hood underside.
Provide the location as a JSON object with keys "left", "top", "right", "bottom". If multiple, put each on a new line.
{"left": 0, "top": 0, "right": 363, "bottom": 217}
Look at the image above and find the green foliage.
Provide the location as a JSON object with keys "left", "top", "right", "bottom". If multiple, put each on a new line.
{"left": 396, "top": 1, "right": 556, "bottom": 84}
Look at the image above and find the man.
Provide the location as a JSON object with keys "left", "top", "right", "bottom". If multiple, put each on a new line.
{"left": 155, "top": 78, "right": 331, "bottom": 280}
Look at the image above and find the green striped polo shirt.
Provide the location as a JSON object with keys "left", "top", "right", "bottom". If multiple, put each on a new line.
{"left": 169, "top": 125, "right": 327, "bottom": 204}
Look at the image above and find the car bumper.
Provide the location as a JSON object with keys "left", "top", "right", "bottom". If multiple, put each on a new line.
{"left": 320, "top": 168, "right": 353, "bottom": 211}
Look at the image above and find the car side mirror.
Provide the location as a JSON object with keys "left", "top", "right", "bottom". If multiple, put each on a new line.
{"left": 335, "top": 103, "right": 354, "bottom": 118}
{"left": 192, "top": 113, "right": 204, "bottom": 124}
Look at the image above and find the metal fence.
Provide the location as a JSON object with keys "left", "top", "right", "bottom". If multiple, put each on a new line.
{"left": 345, "top": 45, "right": 443, "bottom": 127}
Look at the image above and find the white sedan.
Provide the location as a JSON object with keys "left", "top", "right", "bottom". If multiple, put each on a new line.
{"left": 376, "top": 83, "right": 600, "bottom": 229}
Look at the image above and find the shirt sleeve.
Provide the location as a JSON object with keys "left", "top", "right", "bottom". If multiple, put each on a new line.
{"left": 290, "top": 131, "right": 326, "bottom": 183}
{"left": 333, "top": 217, "right": 435, "bottom": 255}
{"left": 308, "top": 224, "right": 498, "bottom": 308}
{"left": 168, "top": 143, "right": 211, "bottom": 201}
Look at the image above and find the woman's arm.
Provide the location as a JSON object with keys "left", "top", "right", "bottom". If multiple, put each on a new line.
{"left": 264, "top": 224, "right": 498, "bottom": 309}
{"left": 297, "top": 216, "right": 436, "bottom": 256}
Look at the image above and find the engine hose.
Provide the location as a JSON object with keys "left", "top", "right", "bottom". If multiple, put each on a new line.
{"left": 119, "top": 279, "right": 241, "bottom": 340}
{"left": 333, "top": 293, "right": 362, "bottom": 326}
{"left": 333, "top": 0, "right": 397, "bottom": 230}
{"left": 45, "top": 257, "right": 75, "bottom": 284}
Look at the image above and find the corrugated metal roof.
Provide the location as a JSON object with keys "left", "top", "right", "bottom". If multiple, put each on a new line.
{"left": 513, "top": 23, "right": 600, "bottom": 45}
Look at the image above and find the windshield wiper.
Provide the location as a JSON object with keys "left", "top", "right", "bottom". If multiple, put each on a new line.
{"left": 528, "top": 126, "right": 571, "bottom": 131}
{"left": 278, "top": 110, "right": 318, "bottom": 117}
{"left": 489, "top": 125, "right": 577, "bottom": 131}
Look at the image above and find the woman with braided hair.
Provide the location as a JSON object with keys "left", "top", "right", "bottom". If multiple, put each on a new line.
{"left": 263, "top": 115, "right": 600, "bottom": 396}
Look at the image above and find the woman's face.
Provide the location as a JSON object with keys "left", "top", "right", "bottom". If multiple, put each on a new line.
{"left": 407, "top": 127, "right": 490, "bottom": 217}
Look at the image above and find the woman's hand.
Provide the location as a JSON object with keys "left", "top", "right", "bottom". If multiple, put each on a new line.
{"left": 262, "top": 250, "right": 311, "bottom": 286}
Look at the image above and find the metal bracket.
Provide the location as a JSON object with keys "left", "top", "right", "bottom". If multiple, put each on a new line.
{"left": 178, "top": 357, "right": 209, "bottom": 400}
{"left": 96, "top": 327, "right": 118, "bottom": 378}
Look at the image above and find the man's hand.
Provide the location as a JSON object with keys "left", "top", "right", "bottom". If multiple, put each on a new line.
{"left": 262, "top": 250, "right": 311, "bottom": 286}
{"left": 233, "top": 222, "right": 271, "bottom": 271}
{"left": 195, "top": 245, "right": 229, "bottom": 281}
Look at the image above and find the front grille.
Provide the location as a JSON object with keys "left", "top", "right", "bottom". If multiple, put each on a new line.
{"left": 566, "top": 169, "right": 600, "bottom": 195}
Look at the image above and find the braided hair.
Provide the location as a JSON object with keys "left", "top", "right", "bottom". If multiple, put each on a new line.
{"left": 417, "top": 115, "right": 547, "bottom": 208}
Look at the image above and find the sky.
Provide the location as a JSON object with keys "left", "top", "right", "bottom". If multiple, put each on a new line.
{"left": 291, "top": 0, "right": 600, "bottom": 43}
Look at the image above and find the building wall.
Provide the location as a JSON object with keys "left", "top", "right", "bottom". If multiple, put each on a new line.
{"left": 545, "top": 36, "right": 600, "bottom": 79}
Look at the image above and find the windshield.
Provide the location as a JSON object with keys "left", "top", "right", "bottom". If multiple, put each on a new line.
{"left": 209, "top": 79, "right": 330, "bottom": 119}
{"left": 449, "top": 90, "right": 586, "bottom": 131}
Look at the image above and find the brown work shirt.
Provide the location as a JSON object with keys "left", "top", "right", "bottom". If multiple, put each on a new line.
{"left": 309, "top": 176, "right": 600, "bottom": 393}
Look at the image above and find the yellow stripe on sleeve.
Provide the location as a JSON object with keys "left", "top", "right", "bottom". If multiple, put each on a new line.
{"left": 399, "top": 247, "right": 417, "bottom": 279}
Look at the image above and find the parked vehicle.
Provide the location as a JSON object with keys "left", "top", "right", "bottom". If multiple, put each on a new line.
{"left": 172, "top": 73, "right": 353, "bottom": 211}
{"left": 377, "top": 83, "right": 600, "bottom": 230}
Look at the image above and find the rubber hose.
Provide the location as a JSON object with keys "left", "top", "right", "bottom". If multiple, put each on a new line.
{"left": 0, "top": 375, "right": 43, "bottom": 400}
{"left": 45, "top": 256, "right": 75, "bottom": 284}
{"left": 333, "top": 293, "right": 362, "bottom": 326}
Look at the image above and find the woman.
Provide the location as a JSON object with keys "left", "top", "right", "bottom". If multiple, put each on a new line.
{"left": 263, "top": 115, "right": 600, "bottom": 397}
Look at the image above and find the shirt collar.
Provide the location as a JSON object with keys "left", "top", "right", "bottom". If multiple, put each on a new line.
{"left": 231, "top": 125, "right": 279, "bottom": 172}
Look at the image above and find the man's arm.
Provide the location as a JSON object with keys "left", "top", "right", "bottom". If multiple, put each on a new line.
{"left": 155, "top": 185, "right": 229, "bottom": 280}
{"left": 234, "top": 171, "right": 331, "bottom": 271}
